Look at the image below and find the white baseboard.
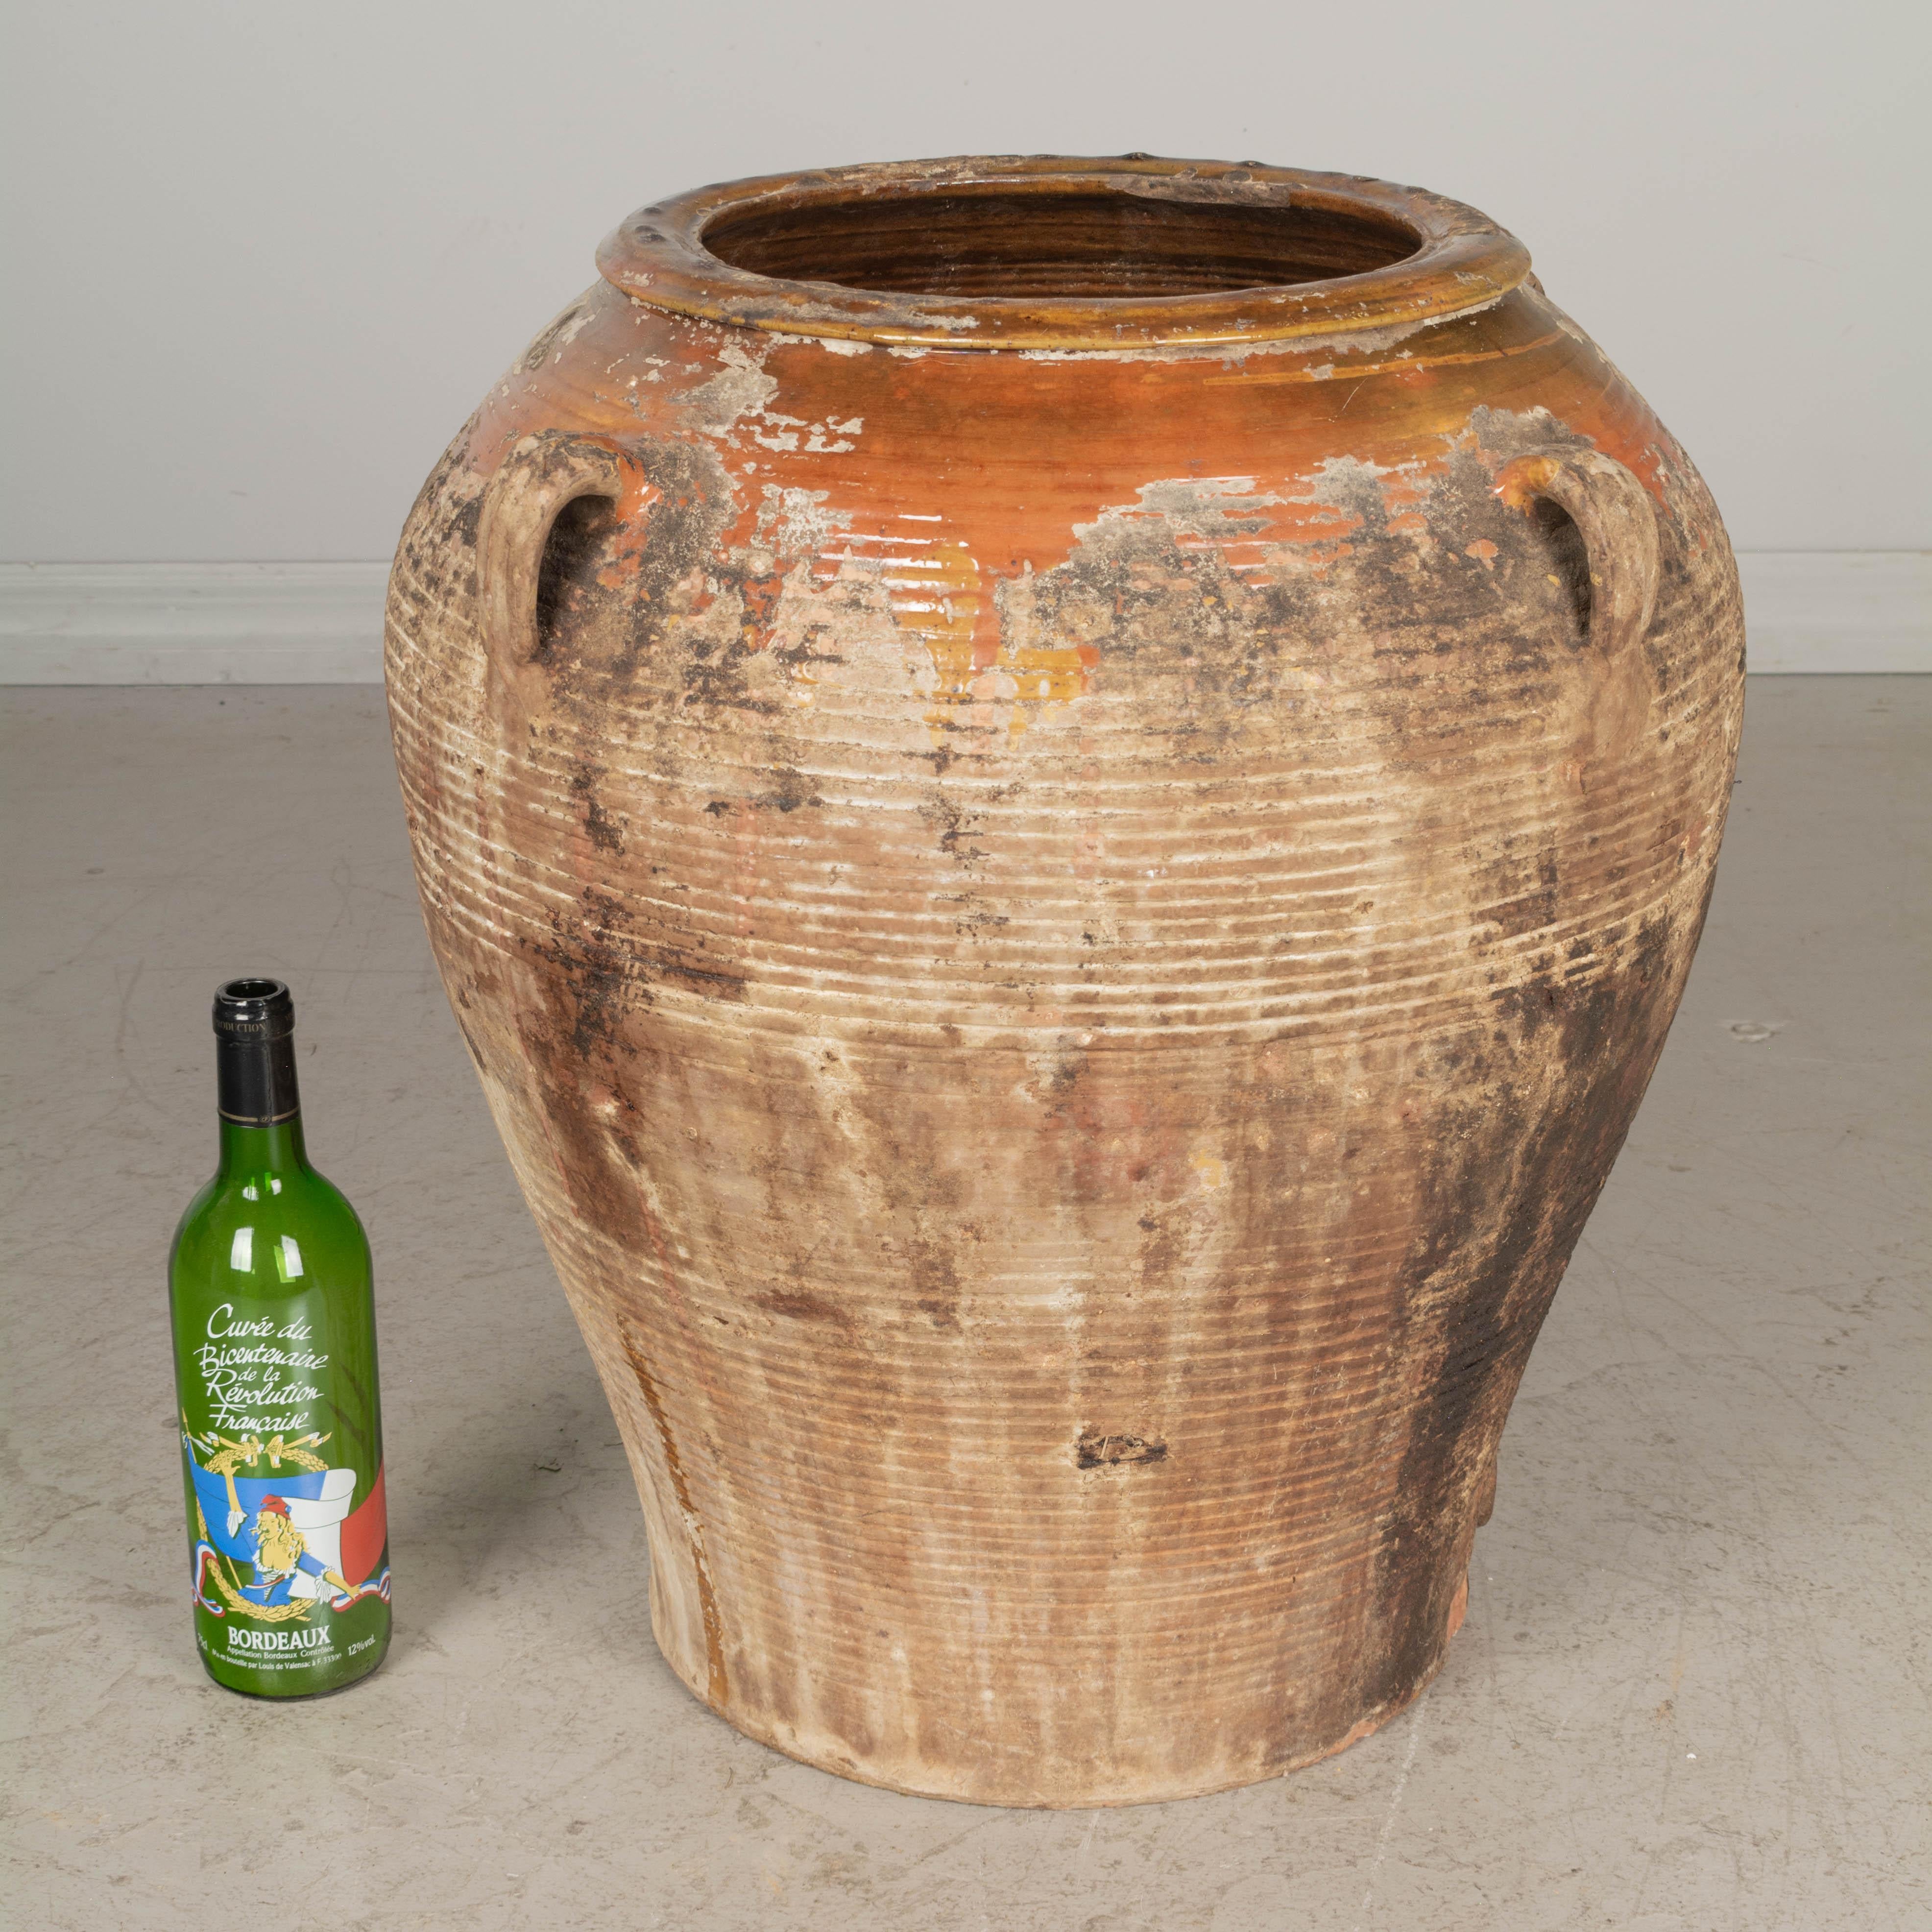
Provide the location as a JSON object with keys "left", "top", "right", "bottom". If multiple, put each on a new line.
{"left": 1737, "top": 552, "right": 1928, "bottom": 673}
{"left": 0, "top": 562, "right": 391, "bottom": 684}
{"left": 0, "top": 552, "right": 1923, "bottom": 683}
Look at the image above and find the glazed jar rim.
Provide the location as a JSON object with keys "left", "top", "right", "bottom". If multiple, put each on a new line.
{"left": 595, "top": 155, "right": 1532, "bottom": 354}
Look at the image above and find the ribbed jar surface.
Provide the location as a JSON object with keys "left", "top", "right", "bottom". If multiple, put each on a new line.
{"left": 386, "top": 160, "right": 1743, "bottom": 1806}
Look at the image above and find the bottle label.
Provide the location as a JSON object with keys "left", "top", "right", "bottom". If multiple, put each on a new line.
{"left": 179, "top": 1295, "right": 390, "bottom": 1662}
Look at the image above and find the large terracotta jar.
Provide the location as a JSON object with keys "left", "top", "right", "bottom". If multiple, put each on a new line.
{"left": 386, "top": 156, "right": 1743, "bottom": 1807}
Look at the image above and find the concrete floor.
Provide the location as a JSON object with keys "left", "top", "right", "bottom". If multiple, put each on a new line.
{"left": 2, "top": 677, "right": 1926, "bottom": 1931}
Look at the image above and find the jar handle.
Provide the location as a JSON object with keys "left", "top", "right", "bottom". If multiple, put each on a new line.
{"left": 1496, "top": 448, "right": 1661, "bottom": 762}
{"left": 476, "top": 432, "right": 642, "bottom": 719}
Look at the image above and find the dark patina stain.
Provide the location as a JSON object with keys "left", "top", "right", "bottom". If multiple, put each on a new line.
{"left": 568, "top": 764, "right": 625, "bottom": 853}
{"left": 619, "top": 1320, "right": 729, "bottom": 1710}
{"left": 752, "top": 766, "right": 822, "bottom": 814}
{"left": 1076, "top": 1429, "right": 1168, "bottom": 1469}
{"left": 752, "top": 1287, "right": 854, "bottom": 1326}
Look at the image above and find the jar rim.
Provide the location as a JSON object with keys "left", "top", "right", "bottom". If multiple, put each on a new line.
{"left": 595, "top": 155, "right": 1531, "bottom": 353}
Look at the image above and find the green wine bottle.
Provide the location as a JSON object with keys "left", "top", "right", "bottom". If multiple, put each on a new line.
{"left": 169, "top": 978, "right": 392, "bottom": 1696}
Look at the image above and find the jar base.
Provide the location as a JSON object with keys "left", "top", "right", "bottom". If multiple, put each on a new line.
{"left": 658, "top": 1570, "right": 1469, "bottom": 1810}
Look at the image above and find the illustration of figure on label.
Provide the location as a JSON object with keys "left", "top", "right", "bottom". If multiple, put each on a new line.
{"left": 232, "top": 1491, "right": 355, "bottom": 1605}
{"left": 183, "top": 1424, "right": 390, "bottom": 1620}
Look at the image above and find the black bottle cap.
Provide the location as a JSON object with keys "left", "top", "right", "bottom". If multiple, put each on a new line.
{"left": 213, "top": 978, "right": 301, "bottom": 1124}
{"left": 213, "top": 977, "right": 295, "bottom": 1043}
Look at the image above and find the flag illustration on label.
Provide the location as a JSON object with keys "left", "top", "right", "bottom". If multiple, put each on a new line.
{"left": 185, "top": 1431, "right": 388, "bottom": 1617}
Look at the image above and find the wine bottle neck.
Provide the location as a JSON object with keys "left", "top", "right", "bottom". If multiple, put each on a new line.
{"left": 217, "top": 1115, "right": 310, "bottom": 1175}
{"left": 217, "top": 1029, "right": 302, "bottom": 1125}
{"left": 210, "top": 978, "right": 309, "bottom": 1176}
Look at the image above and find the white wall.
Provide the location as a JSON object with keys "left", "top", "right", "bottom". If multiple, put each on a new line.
{"left": 3, "top": 0, "right": 1924, "bottom": 569}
